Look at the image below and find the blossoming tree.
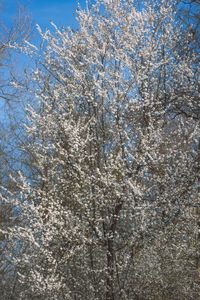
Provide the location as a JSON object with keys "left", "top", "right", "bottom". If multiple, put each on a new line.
{"left": 2, "top": 0, "right": 200, "bottom": 299}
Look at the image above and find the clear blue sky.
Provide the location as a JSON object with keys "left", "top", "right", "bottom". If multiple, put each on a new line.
{"left": 2, "top": 0, "right": 89, "bottom": 30}
{"left": 0, "top": 1, "right": 92, "bottom": 121}
{"left": 1, "top": 0, "right": 92, "bottom": 78}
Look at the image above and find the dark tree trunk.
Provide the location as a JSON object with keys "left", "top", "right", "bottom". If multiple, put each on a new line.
{"left": 106, "top": 237, "right": 115, "bottom": 300}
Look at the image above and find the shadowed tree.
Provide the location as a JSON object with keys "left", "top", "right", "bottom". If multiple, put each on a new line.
{"left": 0, "top": 4, "right": 31, "bottom": 298}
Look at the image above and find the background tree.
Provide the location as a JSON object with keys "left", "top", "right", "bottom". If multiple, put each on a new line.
{"left": 178, "top": 0, "right": 200, "bottom": 48}
{"left": 0, "top": 4, "right": 31, "bottom": 298}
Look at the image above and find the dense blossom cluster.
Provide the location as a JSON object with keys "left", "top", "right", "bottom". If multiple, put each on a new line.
{"left": 1, "top": 0, "right": 199, "bottom": 299}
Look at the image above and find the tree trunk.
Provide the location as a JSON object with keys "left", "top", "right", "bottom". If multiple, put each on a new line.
{"left": 106, "top": 237, "right": 115, "bottom": 300}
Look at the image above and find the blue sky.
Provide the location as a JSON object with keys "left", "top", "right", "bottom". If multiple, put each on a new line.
{"left": 2, "top": 0, "right": 88, "bottom": 30}
{"left": 0, "top": 1, "right": 91, "bottom": 121}
{"left": 1, "top": 0, "right": 91, "bottom": 80}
